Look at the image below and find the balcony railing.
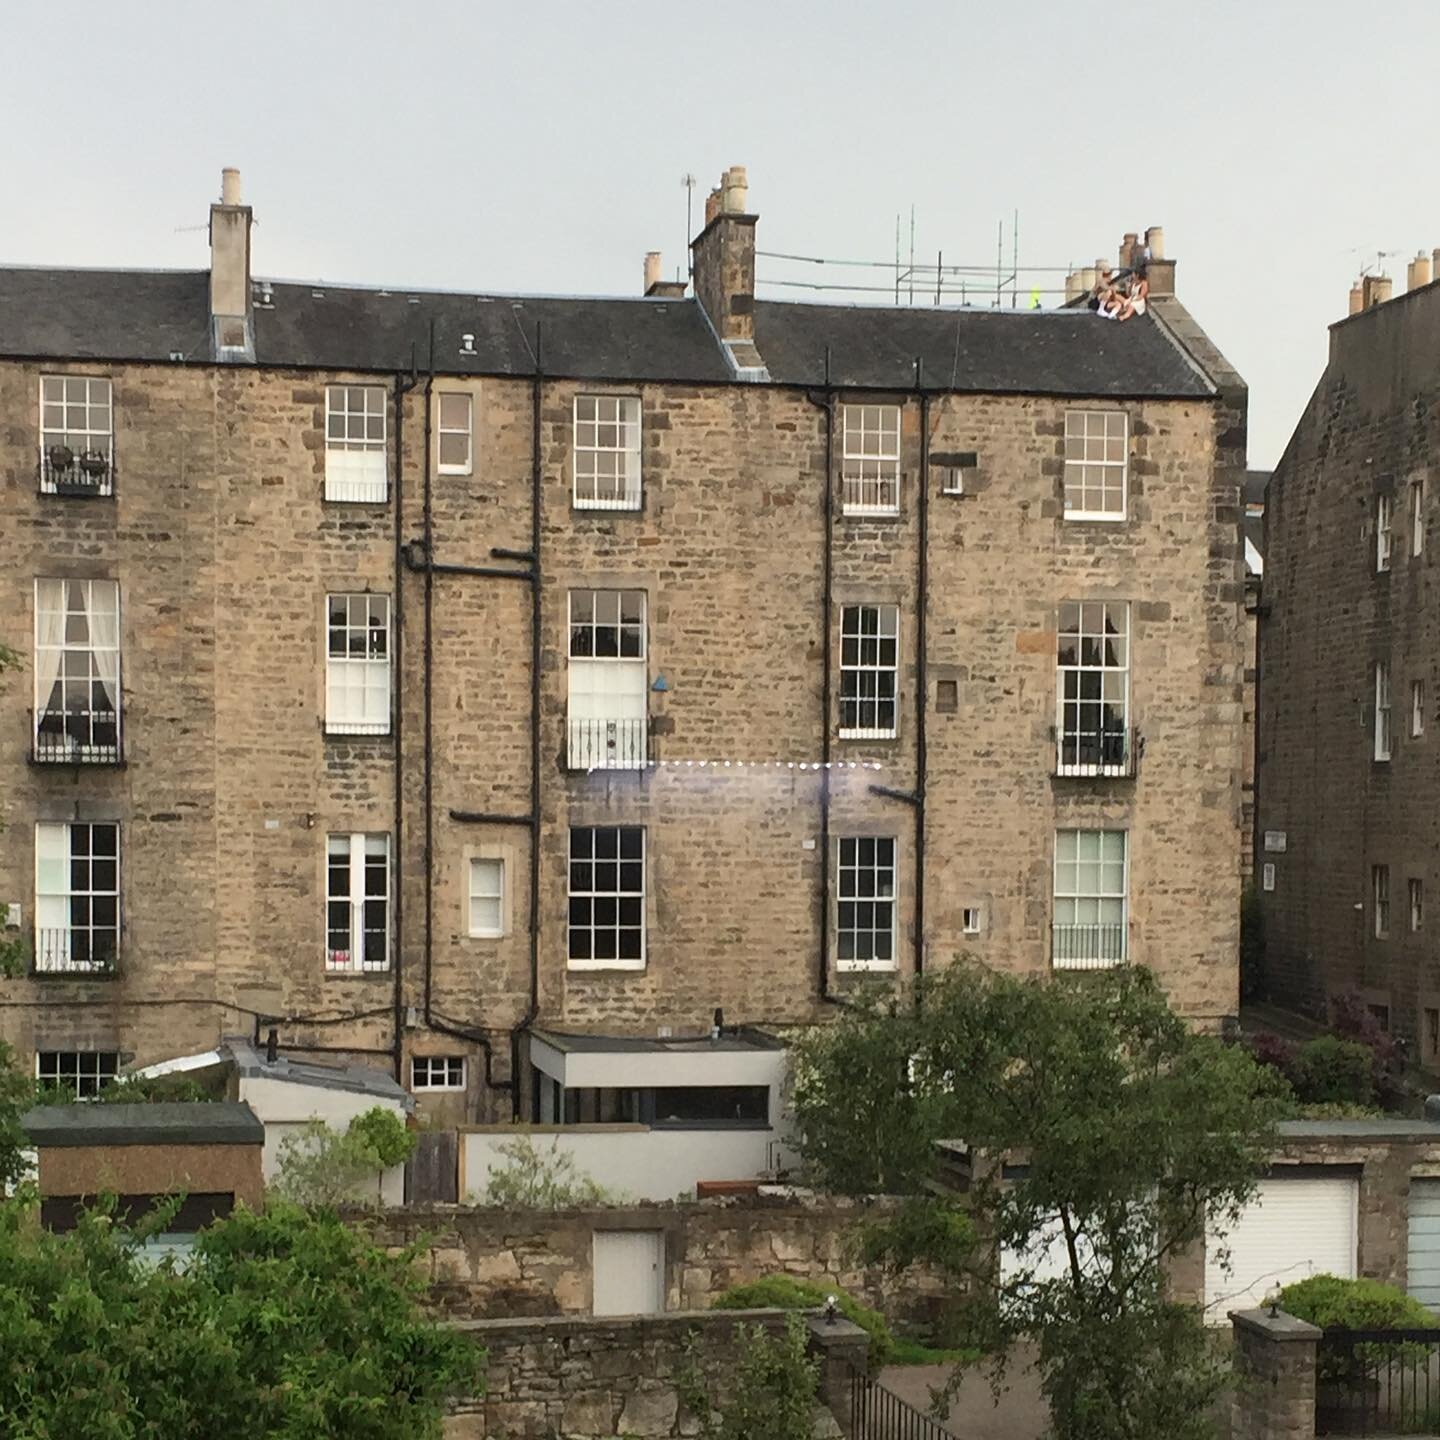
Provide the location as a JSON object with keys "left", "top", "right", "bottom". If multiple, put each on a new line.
{"left": 1054, "top": 726, "right": 1142, "bottom": 779}
{"left": 841, "top": 470, "right": 903, "bottom": 516}
{"left": 39, "top": 447, "right": 114, "bottom": 498}
{"left": 567, "top": 716, "right": 649, "bottom": 772}
{"left": 34, "top": 928, "right": 118, "bottom": 976}
{"left": 1052, "top": 923, "right": 1128, "bottom": 970}
{"left": 33, "top": 710, "right": 122, "bottom": 765}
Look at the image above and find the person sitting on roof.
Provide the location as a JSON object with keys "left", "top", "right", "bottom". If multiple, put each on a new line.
{"left": 1116, "top": 267, "right": 1150, "bottom": 322}
{"left": 1091, "top": 269, "right": 1123, "bottom": 319}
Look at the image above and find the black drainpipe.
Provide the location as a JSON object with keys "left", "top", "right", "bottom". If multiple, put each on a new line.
{"left": 915, "top": 362, "right": 930, "bottom": 989}
{"left": 507, "top": 323, "right": 544, "bottom": 1118}
{"left": 805, "top": 349, "right": 843, "bottom": 1007}
{"left": 391, "top": 354, "right": 418, "bottom": 1082}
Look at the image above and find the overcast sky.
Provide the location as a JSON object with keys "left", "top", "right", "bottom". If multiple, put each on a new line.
{"left": 2, "top": 0, "right": 1436, "bottom": 469}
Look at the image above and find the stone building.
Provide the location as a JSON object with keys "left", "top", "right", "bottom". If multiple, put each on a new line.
{"left": 1256, "top": 253, "right": 1440, "bottom": 1053}
{"left": 0, "top": 167, "right": 1247, "bottom": 1122}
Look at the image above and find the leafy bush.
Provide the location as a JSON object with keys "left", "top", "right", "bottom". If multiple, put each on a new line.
{"left": 1248, "top": 1030, "right": 1297, "bottom": 1079}
{"left": 1289, "top": 1036, "right": 1377, "bottom": 1107}
{"left": 678, "top": 1314, "right": 819, "bottom": 1440}
{"left": 1279, "top": 1274, "right": 1437, "bottom": 1332}
{"left": 713, "top": 1275, "right": 894, "bottom": 1368}
{"left": 1330, "top": 992, "right": 1407, "bottom": 1108}
{"left": 273, "top": 1106, "right": 416, "bottom": 1209}
{"left": 473, "top": 1135, "right": 621, "bottom": 1208}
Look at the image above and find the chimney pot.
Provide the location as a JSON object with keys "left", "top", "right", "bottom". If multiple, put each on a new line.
{"left": 1408, "top": 251, "right": 1433, "bottom": 293}
{"left": 704, "top": 187, "right": 722, "bottom": 227}
{"left": 644, "top": 251, "right": 663, "bottom": 294}
{"left": 1362, "top": 274, "right": 1393, "bottom": 310}
{"left": 1119, "top": 232, "right": 1140, "bottom": 269}
{"left": 1349, "top": 280, "right": 1365, "bottom": 316}
{"left": 221, "top": 166, "right": 242, "bottom": 206}
{"left": 1144, "top": 226, "right": 1165, "bottom": 261}
{"left": 722, "top": 165, "right": 749, "bottom": 214}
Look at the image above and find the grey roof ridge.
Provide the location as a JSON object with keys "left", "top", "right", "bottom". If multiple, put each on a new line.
{"left": 0, "top": 260, "right": 206, "bottom": 277}
{"left": 259, "top": 275, "right": 687, "bottom": 305}
{"left": 1145, "top": 297, "right": 1224, "bottom": 396}
{"left": 756, "top": 293, "right": 1119, "bottom": 320}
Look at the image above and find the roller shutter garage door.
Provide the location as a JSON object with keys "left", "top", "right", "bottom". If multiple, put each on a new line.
{"left": 1204, "top": 1174, "right": 1357, "bottom": 1319}
{"left": 1407, "top": 1178, "right": 1440, "bottom": 1309}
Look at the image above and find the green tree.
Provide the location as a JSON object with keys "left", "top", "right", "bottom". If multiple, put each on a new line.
{"left": 272, "top": 1105, "right": 417, "bottom": 1209}
{"left": 792, "top": 964, "right": 1288, "bottom": 1440}
{"left": 472, "top": 1134, "right": 622, "bottom": 1207}
{"left": 0, "top": 1197, "right": 480, "bottom": 1437}
{"left": 678, "top": 1314, "right": 820, "bottom": 1440}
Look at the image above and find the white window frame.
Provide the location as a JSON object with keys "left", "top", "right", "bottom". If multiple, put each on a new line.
{"left": 1377, "top": 493, "right": 1394, "bottom": 572}
{"left": 437, "top": 392, "right": 473, "bottom": 476}
{"left": 1056, "top": 601, "right": 1130, "bottom": 775}
{"left": 962, "top": 906, "right": 983, "bottom": 935}
{"left": 325, "top": 593, "right": 391, "bottom": 736}
{"left": 1375, "top": 661, "right": 1392, "bottom": 761}
{"left": 34, "top": 822, "right": 120, "bottom": 974}
{"left": 567, "top": 825, "right": 646, "bottom": 971}
{"left": 35, "top": 1050, "right": 119, "bottom": 1099}
{"left": 836, "top": 835, "right": 898, "bottom": 972}
{"left": 567, "top": 590, "right": 648, "bottom": 770}
{"left": 39, "top": 375, "right": 113, "bottom": 494}
{"left": 839, "top": 604, "right": 900, "bottom": 739}
{"left": 411, "top": 1056, "right": 466, "bottom": 1092}
{"left": 326, "top": 833, "right": 390, "bottom": 972}
{"left": 1410, "top": 877, "right": 1424, "bottom": 932}
{"left": 324, "top": 385, "right": 388, "bottom": 502}
{"left": 468, "top": 857, "right": 505, "bottom": 939}
{"left": 1262, "top": 862, "right": 1276, "bottom": 892}
{"left": 1063, "top": 410, "right": 1128, "bottom": 520}
{"left": 1412, "top": 479, "right": 1426, "bottom": 557}
{"left": 1414, "top": 679, "right": 1426, "bottom": 738}
{"left": 1373, "top": 864, "right": 1390, "bottom": 938}
{"left": 1052, "top": 829, "right": 1128, "bottom": 969}
{"left": 573, "top": 395, "right": 642, "bottom": 510}
{"left": 841, "top": 404, "right": 901, "bottom": 516}
{"left": 33, "top": 578, "right": 122, "bottom": 762}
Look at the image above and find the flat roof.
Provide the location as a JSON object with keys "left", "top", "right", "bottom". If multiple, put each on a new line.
{"left": 530, "top": 1027, "right": 787, "bottom": 1056}
{"left": 22, "top": 1101, "right": 264, "bottom": 1148}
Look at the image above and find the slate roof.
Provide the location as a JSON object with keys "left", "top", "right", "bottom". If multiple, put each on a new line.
{"left": 22, "top": 1101, "right": 264, "bottom": 1148}
{"left": 0, "top": 265, "right": 1215, "bottom": 398}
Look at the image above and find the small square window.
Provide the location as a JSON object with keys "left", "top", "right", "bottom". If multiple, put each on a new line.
{"left": 1262, "top": 862, "right": 1276, "bottom": 892}
{"left": 962, "top": 907, "right": 983, "bottom": 935}
{"left": 411, "top": 1056, "right": 466, "bottom": 1091}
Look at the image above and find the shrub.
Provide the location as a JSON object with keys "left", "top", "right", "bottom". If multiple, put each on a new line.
{"left": 678, "top": 1314, "right": 819, "bottom": 1440}
{"left": 272, "top": 1106, "right": 416, "bottom": 1209}
{"left": 1279, "top": 1274, "right": 1437, "bottom": 1332}
{"left": 1248, "top": 1030, "right": 1297, "bottom": 1081}
{"left": 1289, "top": 1036, "right": 1377, "bottom": 1107}
{"left": 713, "top": 1275, "right": 893, "bottom": 1368}
{"left": 1330, "top": 992, "right": 1407, "bottom": 1108}
{"left": 473, "top": 1135, "right": 621, "bottom": 1208}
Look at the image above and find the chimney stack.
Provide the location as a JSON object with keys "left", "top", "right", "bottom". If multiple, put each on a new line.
{"left": 1349, "top": 281, "right": 1365, "bottom": 316}
{"left": 1408, "top": 251, "right": 1433, "bottom": 293}
{"left": 209, "top": 166, "right": 253, "bottom": 359}
{"left": 691, "top": 164, "right": 758, "bottom": 347}
{"left": 1362, "top": 273, "right": 1393, "bottom": 310}
{"left": 643, "top": 250, "right": 687, "bottom": 300}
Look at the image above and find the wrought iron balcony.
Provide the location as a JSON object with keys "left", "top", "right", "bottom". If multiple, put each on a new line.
{"left": 1054, "top": 726, "right": 1142, "bottom": 779}
{"left": 34, "top": 928, "right": 118, "bottom": 976}
{"left": 39, "top": 446, "right": 114, "bottom": 498}
{"left": 567, "top": 716, "right": 649, "bottom": 772}
{"left": 1051, "top": 923, "right": 1128, "bottom": 971}
{"left": 32, "top": 710, "right": 122, "bottom": 765}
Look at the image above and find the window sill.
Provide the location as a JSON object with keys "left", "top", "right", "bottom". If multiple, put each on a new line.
{"left": 836, "top": 962, "right": 898, "bottom": 974}
{"left": 438, "top": 465, "right": 473, "bottom": 478}
{"left": 324, "top": 966, "right": 392, "bottom": 978}
{"left": 839, "top": 729, "right": 899, "bottom": 743}
{"left": 1061, "top": 512, "right": 1128, "bottom": 524}
{"left": 841, "top": 507, "right": 901, "bottom": 520}
{"left": 324, "top": 725, "right": 393, "bottom": 740}
{"left": 567, "top": 961, "right": 646, "bottom": 973}
{"left": 573, "top": 499, "right": 644, "bottom": 514}
{"left": 1051, "top": 957, "right": 1127, "bottom": 971}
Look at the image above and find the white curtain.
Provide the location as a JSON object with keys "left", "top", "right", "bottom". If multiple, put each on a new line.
{"left": 86, "top": 582, "right": 121, "bottom": 713}
{"left": 32, "top": 580, "right": 66, "bottom": 714}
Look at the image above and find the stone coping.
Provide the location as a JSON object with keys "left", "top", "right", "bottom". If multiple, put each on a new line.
{"left": 446, "top": 1306, "right": 794, "bottom": 1336}
{"left": 1230, "top": 1308, "right": 1323, "bottom": 1342}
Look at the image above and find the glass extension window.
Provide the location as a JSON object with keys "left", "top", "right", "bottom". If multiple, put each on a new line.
{"left": 837, "top": 836, "right": 897, "bottom": 971}
{"left": 36, "top": 1050, "right": 119, "bottom": 1099}
{"left": 437, "top": 393, "right": 473, "bottom": 475}
{"left": 568, "top": 826, "right": 645, "bottom": 969}
{"left": 33, "top": 579, "right": 121, "bottom": 763}
{"left": 325, "top": 593, "right": 391, "bottom": 735}
{"left": 411, "top": 1056, "right": 466, "bottom": 1091}
{"left": 468, "top": 857, "right": 505, "bottom": 938}
{"left": 35, "top": 822, "right": 120, "bottom": 974}
{"left": 573, "top": 395, "right": 641, "bottom": 510}
{"left": 839, "top": 604, "right": 899, "bottom": 738}
{"left": 567, "top": 590, "right": 647, "bottom": 769}
{"left": 1056, "top": 601, "right": 1130, "bottom": 775}
{"left": 1063, "top": 410, "right": 1128, "bottom": 520}
{"left": 1375, "top": 661, "right": 1392, "bottom": 761}
{"left": 841, "top": 404, "right": 901, "bottom": 515}
{"left": 40, "top": 376, "right": 113, "bottom": 495}
{"left": 324, "top": 385, "right": 388, "bottom": 502}
{"left": 326, "top": 833, "right": 390, "bottom": 972}
{"left": 1053, "top": 829, "right": 1127, "bottom": 969}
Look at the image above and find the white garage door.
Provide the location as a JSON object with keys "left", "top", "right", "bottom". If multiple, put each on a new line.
{"left": 1407, "top": 1179, "right": 1440, "bottom": 1310}
{"left": 592, "top": 1230, "right": 664, "bottom": 1317}
{"left": 1204, "top": 1176, "right": 1357, "bottom": 1319}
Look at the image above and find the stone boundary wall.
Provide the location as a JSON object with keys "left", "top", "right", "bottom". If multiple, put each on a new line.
{"left": 365, "top": 1191, "right": 951, "bottom": 1327}
{"left": 442, "top": 1308, "right": 798, "bottom": 1439}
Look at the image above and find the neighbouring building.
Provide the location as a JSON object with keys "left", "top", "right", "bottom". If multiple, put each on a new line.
{"left": 1242, "top": 468, "right": 1268, "bottom": 870}
{"left": 1256, "top": 253, "right": 1440, "bottom": 1052}
{"left": 0, "top": 166, "right": 1247, "bottom": 1126}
